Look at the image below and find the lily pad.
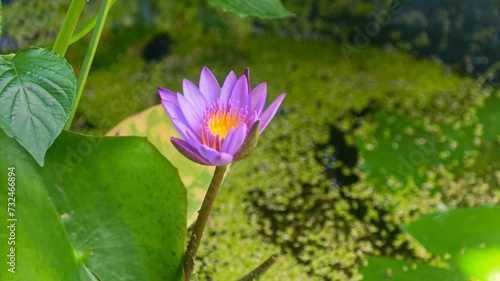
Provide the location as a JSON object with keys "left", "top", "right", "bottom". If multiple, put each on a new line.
{"left": 403, "top": 205, "right": 500, "bottom": 269}
{"left": 107, "top": 104, "right": 215, "bottom": 226}
{"left": 455, "top": 247, "right": 500, "bottom": 281}
{"left": 357, "top": 90, "right": 499, "bottom": 191}
{"left": 356, "top": 111, "right": 477, "bottom": 189}
{"left": 362, "top": 206, "right": 500, "bottom": 281}
{"left": 0, "top": 129, "right": 186, "bottom": 280}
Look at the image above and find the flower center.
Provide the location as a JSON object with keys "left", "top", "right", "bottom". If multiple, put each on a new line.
{"left": 202, "top": 105, "right": 246, "bottom": 150}
{"left": 208, "top": 111, "right": 240, "bottom": 138}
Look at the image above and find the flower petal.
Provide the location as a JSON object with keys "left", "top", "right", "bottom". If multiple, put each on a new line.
{"left": 235, "top": 120, "right": 260, "bottom": 161}
{"left": 259, "top": 93, "right": 286, "bottom": 133}
{"left": 158, "top": 87, "right": 177, "bottom": 101}
{"left": 171, "top": 137, "right": 211, "bottom": 165}
{"left": 159, "top": 87, "right": 196, "bottom": 141}
{"left": 159, "top": 68, "right": 284, "bottom": 166}
{"left": 229, "top": 75, "right": 249, "bottom": 109}
{"left": 220, "top": 71, "right": 237, "bottom": 103}
{"left": 240, "top": 68, "right": 251, "bottom": 93}
{"left": 169, "top": 118, "right": 197, "bottom": 145}
{"left": 199, "top": 66, "right": 220, "bottom": 104}
{"left": 251, "top": 82, "right": 267, "bottom": 115}
{"left": 199, "top": 145, "right": 234, "bottom": 166}
{"left": 158, "top": 87, "right": 181, "bottom": 115}
{"left": 184, "top": 129, "right": 202, "bottom": 150}
{"left": 221, "top": 123, "right": 247, "bottom": 156}
{"left": 178, "top": 94, "right": 203, "bottom": 134}
{"left": 183, "top": 78, "right": 208, "bottom": 114}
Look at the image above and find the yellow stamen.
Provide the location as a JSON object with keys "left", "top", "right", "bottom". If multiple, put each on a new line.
{"left": 208, "top": 110, "right": 241, "bottom": 138}
{"left": 202, "top": 106, "right": 245, "bottom": 150}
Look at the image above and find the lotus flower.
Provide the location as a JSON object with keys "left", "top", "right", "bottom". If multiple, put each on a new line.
{"left": 158, "top": 67, "right": 285, "bottom": 166}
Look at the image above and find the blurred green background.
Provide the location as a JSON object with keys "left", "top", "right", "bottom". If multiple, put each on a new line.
{"left": 2, "top": 0, "right": 499, "bottom": 280}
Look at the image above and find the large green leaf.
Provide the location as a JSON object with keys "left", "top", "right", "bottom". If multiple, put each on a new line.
{"left": 362, "top": 206, "right": 500, "bottom": 281}
{"left": 208, "top": 0, "right": 294, "bottom": 18}
{"left": 0, "top": 129, "right": 186, "bottom": 280}
{"left": 0, "top": 131, "right": 96, "bottom": 281}
{"left": 403, "top": 206, "right": 500, "bottom": 261}
{"left": 360, "top": 257, "right": 468, "bottom": 281}
{"left": 403, "top": 205, "right": 500, "bottom": 280}
{"left": 455, "top": 247, "right": 500, "bottom": 281}
{"left": 0, "top": 47, "right": 76, "bottom": 166}
{"left": 107, "top": 104, "right": 214, "bottom": 227}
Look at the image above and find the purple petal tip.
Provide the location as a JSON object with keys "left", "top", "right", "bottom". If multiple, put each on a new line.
{"left": 241, "top": 68, "right": 251, "bottom": 92}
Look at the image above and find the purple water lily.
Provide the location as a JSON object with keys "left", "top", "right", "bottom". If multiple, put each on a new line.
{"left": 158, "top": 67, "right": 285, "bottom": 166}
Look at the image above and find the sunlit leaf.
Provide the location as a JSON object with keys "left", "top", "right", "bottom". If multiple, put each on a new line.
{"left": 0, "top": 47, "right": 76, "bottom": 166}
{"left": 362, "top": 206, "right": 500, "bottom": 281}
{"left": 107, "top": 104, "right": 214, "bottom": 227}
{"left": 403, "top": 205, "right": 500, "bottom": 260}
{"left": 455, "top": 247, "right": 500, "bottom": 281}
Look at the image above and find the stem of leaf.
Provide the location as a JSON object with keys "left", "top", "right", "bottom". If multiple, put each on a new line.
{"left": 53, "top": 0, "right": 86, "bottom": 57}
{"left": 477, "top": 59, "right": 500, "bottom": 86}
{"left": 68, "top": 0, "right": 117, "bottom": 46}
{"left": 237, "top": 253, "right": 280, "bottom": 281}
{"left": 64, "top": 0, "right": 113, "bottom": 130}
{"left": 184, "top": 165, "right": 227, "bottom": 281}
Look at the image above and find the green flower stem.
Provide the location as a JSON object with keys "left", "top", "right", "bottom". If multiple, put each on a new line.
{"left": 65, "top": 0, "right": 113, "bottom": 130}
{"left": 237, "top": 253, "right": 280, "bottom": 281}
{"left": 53, "top": 0, "right": 86, "bottom": 57}
{"left": 184, "top": 165, "right": 228, "bottom": 281}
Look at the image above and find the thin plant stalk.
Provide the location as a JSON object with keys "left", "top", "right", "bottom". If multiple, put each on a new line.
{"left": 184, "top": 165, "right": 227, "bottom": 281}
{"left": 68, "top": 0, "right": 118, "bottom": 46}
{"left": 53, "top": 0, "right": 86, "bottom": 57}
{"left": 477, "top": 59, "right": 500, "bottom": 86}
{"left": 238, "top": 253, "right": 280, "bottom": 281}
{"left": 65, "top": 0, "right": 113, "bottom": 130}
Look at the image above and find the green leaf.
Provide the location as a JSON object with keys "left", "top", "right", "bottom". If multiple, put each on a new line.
{"left": 403, "top": 205, "right": 500, "bottom": 280}
{"left": 0, "top": 129, "right": 186, "bottom": 280}
{"left": 357, "top": 91, "right": 498, "bottom": 191}
{"left": 476, "top": 91, "right": 500, "bottom": 142}
{"left": 356, "top": 112, "right": 475, "bottom": 189}
{"left": 362, "top": 206, "right": 500, "bottom": 281}
{"left": 207, "top": 0, "right": 294, "bottom": 18}
{"left": 403, "top": 205, "right": 500, "bottom": 261}
{"left": 107, "top": 105, "right": 214, "bottom": 227}
{"left": 0, "top": 133, "right": 96, "bottom": 280}
{"left": 455, "top": 247, "right": 500, "bottom": 281}
{"left": 0, "top": 47, "right": 76, "bottom": 166}
{"left": 360, "top": 257, "right": 468, "bottom": 281}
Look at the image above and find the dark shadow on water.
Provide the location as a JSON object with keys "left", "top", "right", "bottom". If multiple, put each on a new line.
{"left": 142, "top": 33, "right": 173, "bottom": 62}
{"left": 317, "top": 126, "right": 359, "bottom": 187}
